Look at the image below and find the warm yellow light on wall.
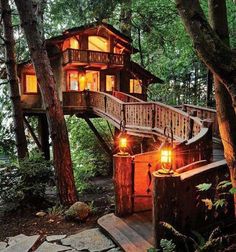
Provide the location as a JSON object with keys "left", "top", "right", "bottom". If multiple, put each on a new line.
{"left": 79, "top": 74, "right": 86, "bottom": 91}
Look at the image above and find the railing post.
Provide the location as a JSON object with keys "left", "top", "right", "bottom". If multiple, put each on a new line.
{"left": 113, "top": 154, "right": 133, "bottom": 216}
{"left": 202, "top": 119, "right": 213, "bottom": 162}
{"left": 188, "top": 110, "right": 197, "bottom": 139}
{"left": 152, "top": 104, "right": 155, "bottom": 128}
{"left": 122, "top": 104, "right": 126, "bottom": 127}
{"left": 104, "top": 95, "right": 107, "bottom": 113}
{"left": 152, "top": 172, "right": 181, "bottom": 248}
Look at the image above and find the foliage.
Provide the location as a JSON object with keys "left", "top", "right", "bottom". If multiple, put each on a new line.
{"left": 66, "top": 116, "right": 113, "bottom": 192}
{"left": 160, "top": 239, "right": 176, "bottom": 252}
{"left": 159, "top": 222, "right": 233, "bottom": 252}
{"left": 0, "top": 151, "right": 54, "bottom": 210}
{"left": 47, "top": 204, "right": 66, "bottom": 217}
{"left": 196, "top": 180, "right": 235, "bottom": 212}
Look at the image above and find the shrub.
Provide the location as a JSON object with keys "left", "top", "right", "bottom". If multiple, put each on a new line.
{"left": 0, "top": 151, "right": 54, "bottom": 210}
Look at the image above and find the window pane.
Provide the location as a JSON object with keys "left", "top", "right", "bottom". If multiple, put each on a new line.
{"left": 86, "top": 71, "right": 99, "bottom": 91}
{"left": 130, "top": 79, "right": 142, "bottom": 94}
{"left": 106, "top": 75, "right": 115, "bottom": 91}
{"left": 88, "top": 36, "right": 108, "bottom": 52}
{"left": 68, "top": 72, "right": 79, "bottom": 91}
{"left": 26, "top": 74, "right": 37, "bottom": 93}
{"left": 70, "top": 37, "right": 79, "bottom": 49}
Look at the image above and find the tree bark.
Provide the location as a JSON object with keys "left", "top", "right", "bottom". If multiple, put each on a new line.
{"left": 14, "top": 0, "right": 77, "bottom": 205}
{"left": 1, "top": 0, "right": 28, "bottom": 159}
{"left": 208, "top": 0, "right": 236, "bottom": 216}
{"left": 175, "top": 0, "right": 236, "bottom": 216}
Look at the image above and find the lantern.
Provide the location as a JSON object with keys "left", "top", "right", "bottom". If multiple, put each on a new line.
{"left": 160, "top": 149, "right": 172, "bottom": 164}
{"left": 118, "top": 133, "right": 129, "bottom": 155}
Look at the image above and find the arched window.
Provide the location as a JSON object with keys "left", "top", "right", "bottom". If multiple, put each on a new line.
{"left": 88, "top": 36, "right": 108, "bottom": 52}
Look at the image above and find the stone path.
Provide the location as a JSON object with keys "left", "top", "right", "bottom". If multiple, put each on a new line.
{"left": 0, "top": 228, "right": 122, "bottom": 252}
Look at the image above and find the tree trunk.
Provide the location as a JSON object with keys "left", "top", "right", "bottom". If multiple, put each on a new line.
{"left": 1, "top": 0, "right": 28, "bottom": 159}
{"left": 14, "top": 0, "right": 77, "bottom": 205}
{"left": 208, "top": 0, "right": 236, "bottom": 216}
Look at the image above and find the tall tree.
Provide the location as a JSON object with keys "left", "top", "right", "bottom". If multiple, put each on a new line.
{"left": 175, "top": 0, "right": 236, "bottom": 215}
{"left": 0, "top": 0, "right": 28, "bottom": 159}
{"left": 120, "top": 0, "right": 132, "bottom": 37}
{"left": 14, "top": 0, "right": 77, "bottom": 205}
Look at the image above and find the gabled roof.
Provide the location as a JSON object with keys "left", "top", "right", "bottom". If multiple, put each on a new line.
{"left": 46, "top": 22, "right": 138, "bottom": 53}
{"left": 128, "top": 61, "right": 164, "bottom": 84}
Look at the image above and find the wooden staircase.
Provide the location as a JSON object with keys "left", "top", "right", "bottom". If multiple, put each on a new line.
{"left": 98, "top": 212, "right": 154, "bottom": 252}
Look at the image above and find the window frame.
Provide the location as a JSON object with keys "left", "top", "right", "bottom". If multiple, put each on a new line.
{"left": 129, "top": 79, "right": 142, "bottom": 94}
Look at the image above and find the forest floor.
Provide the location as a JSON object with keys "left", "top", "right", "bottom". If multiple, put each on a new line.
{"left": 0, "top": 176, "right": 114, "bottom": 241}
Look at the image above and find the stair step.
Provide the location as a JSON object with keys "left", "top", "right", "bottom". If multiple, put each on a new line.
{"left": 98, "top": 213, "right": 153, "bottom": 252}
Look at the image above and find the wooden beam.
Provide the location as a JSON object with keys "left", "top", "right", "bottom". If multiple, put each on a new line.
{"left": 38, "top": 114, "right": 50, "bottom": 160}
{"left": 23, "top": 116, "right": 42, "bottom": 151}
{"left": 83, "top": 117, "right": 112, "bottom": 156}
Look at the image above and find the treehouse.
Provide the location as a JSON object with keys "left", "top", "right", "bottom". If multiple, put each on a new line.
{"left": 17, "top": 23, "right": 233, "bottom": 251}
{"left": 18, "top": 22, "right": 162, "bottom": 112}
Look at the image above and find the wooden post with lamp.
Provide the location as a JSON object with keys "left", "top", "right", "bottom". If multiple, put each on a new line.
{"left": 113, "top": 132, "right": 133, "bottom": 216}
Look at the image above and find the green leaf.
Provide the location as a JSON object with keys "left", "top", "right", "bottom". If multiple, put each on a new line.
{"left": 214, "top": 199, "right": 226, "bottom": 209}
{"left": 217, "top": 180, "right": 232, "bottom": 190}
{"left": 196, "top": 183, "right": 212, "bottom": 191}
{"left": 229, "top": 187, "right": 236, "bottom": 194}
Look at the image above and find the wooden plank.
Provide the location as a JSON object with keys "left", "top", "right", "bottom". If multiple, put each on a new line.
{"left": 123, "top": 212, "right": 154, "bottom": 245}
{"left": 98, "top": 213, "right": 153, "bottom": 252}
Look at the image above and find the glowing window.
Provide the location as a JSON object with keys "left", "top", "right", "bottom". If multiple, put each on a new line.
{"left": 67, "top": 71, "right": 79, "bottom": 91}
{"left": 130, "top": 79, "right": 142, "bottom": 94}
{"left": 88, "top": 36, "right": 108, "bottom": 52}
{"left": 106, "top": 75, "right": 115, "bottom": 91}
{"left": 85, "top": 71, "right": 99, "bottom": 91}
{"left": 63, "top": 37, "right": 79, "bottom": 51}
{"left": 25, "top": 74, "right": 37, "bottom": 93}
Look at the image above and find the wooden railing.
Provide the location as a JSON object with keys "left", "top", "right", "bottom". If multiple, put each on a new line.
{"left": 63, "top": 48, "right": 127, "bottom": 66}
{"left": 182, "top": 104, "right": 219, "bottom": 138}
{"left": 62, "top": 91, "right": 212, "bottom": 163}
{"left": 112, "top": 91, "right": 143, "bottom": 102}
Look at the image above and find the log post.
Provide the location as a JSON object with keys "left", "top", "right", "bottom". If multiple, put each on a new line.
{"left": 38, "top": 114, "right": 50, "bottom": 160}
{"left": 152, "top": 172, "right": 181, "bottom": 248}
{"left": 113, "top": 154, "right": 133, "bottom": 216}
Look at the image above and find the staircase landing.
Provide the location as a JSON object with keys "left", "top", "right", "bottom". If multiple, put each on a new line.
{"left": 98, "top": 212, "right": 153, "bottom": 252}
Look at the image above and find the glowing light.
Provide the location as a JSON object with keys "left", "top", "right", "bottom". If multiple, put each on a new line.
{"left": 161, "top": 149, "right": 172, "bottom": 164}
{"left": 119, "top": 137, "right": 127, "bottom": 148}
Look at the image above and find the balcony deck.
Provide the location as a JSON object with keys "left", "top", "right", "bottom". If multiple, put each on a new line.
{"left": 63, "top": 48, "right": 127, "bottom": 67}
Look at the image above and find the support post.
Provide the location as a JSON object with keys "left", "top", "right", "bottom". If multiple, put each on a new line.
{"left": 113, "top": 154, "right": 133, "bottom": 216}
{"left": 152, "top": 172, "right": 181, "bottom": 248}
{"left": 38, "top": 114, "right": 50, "bottom": 160}
{"left": 23, "top": 116, "right": 42, "bottom": 151}
{"left": 84, "top": 117, "right": 112, "bottom": 156}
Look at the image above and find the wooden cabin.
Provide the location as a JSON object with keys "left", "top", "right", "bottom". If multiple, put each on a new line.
{"left": 18, "top": 22, "right": 163, "bottom": 112}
